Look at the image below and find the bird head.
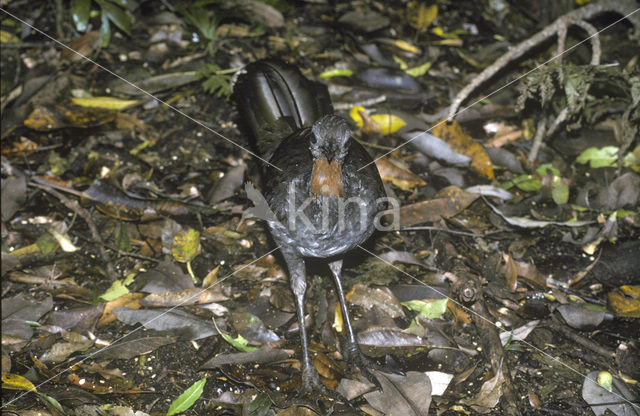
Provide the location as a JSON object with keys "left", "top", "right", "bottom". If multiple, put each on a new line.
{"left": 309, "top": 115, "right": 351, "bottom": 164}
{"left": 309, "top": 115, "right": 350, "bottom": 198}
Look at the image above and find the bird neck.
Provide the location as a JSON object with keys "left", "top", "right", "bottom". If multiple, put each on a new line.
{"left": 310, "top": 156, "right": 345, "bottom": 198}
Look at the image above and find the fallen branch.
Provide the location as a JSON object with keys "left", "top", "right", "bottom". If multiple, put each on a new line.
{"left": 447, "top": 0, "right": 640, "bottom": 125}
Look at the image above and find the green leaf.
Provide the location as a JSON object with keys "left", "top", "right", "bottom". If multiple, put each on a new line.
{"left": 535, "top": 164, "right": 560, "bottom": 177}
{"left": 115, "top": 222, "right": 132, "bottom": 252}
{"left": 109, "top": 0, "right": 130, "bottom": 8}
{"left": 2, "top": 373, "right": 37, "bottom": 391}
{"left": 597, "top": 371, "right": 613, "bottom": 391}
{"left": 213, "top": 319, "right": 257, "bottom": 352}
{"left": 172, "top": 229, "right": 201, "bottom": 263}
{"left": 625, "top": 151, "right": 639, "bottom": 171}
{"left": 202, "top": 75, "right": 231, "bottom": 98}
{"left": 180, "top": 5, "right": 217, "bottom": 41}
{"left": 584, "top": 303, "right": 607, "bottom": 311}
{"left": 504, "top": 330, "right": 524, "bottom": 351}
{"left": 405, "top": 317, "right": 426, "bottom": 336}
{"left": 47, "top": 151, "right": 70, "bottom": 176}
{"left": 99, "top": 11, "right": 111, "bottom": 47}
{"left": 196, "top": 64, "right": 232, "bottom": 98}
{"left": 98, "top": 279, "right": 130, "bottom": 302}
{"left": 36, "top": 232, "right": 58, "bottom": 255}
{"left": 319, "top": 68, "right": 353, "bottom": 79}
{"left": 536, "top": 164, "right": 568, "bottom": 205}
{"left": 405, "top": 61, "right": 431, "bottom": 77}
{"left": 551, "top": 179, "right": 569, "bottom": 205}
{"left": 71, "top": 0, "right": 91, "bottom": 32}
{"left": 37, "top": 392, "right": 65, "bottom": 414}
{"left": 511, "top": 174, "right": 541, "bottom": 192}
{"left": 615, "top": 209, "right": 637, "bottom": 218}
{"left": 402, "top": 299, "right": 448, "bottom": 319}
{"left": 166, "top": 377, "right": 207, "bottom": 416}
{"left": 247, "top": 392, "right": 272, "bottom": 416}
{"left": 393, "top": 55, "right": 409, "bottom": 70}
{"left": 576, "top": 146, "right": 618, "bottom": 168}
{"left": 393, "top": 56, "right": 432, "bottom": 77}
{"left": 97, "top": 0, "right": 131, "bottom": 36}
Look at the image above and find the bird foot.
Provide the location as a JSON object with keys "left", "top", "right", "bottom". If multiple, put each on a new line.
{"left": 343, "top": 344, "right": 403, "bottom": 390}
{"left": 299, "top": 366, "right": 331, "bottom": 396}
{"left": 286, "top": 366, "right": 353, "bottom": 410}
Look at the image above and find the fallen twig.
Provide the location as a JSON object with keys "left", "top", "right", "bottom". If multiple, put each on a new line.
{"left": 447, "top": 0, "right": 639, "bottom": 125}
{"left": 30, "top": 180, "right": 119, "bottom": 281}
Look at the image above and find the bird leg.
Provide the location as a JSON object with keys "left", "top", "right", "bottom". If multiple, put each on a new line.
{"left": 328, "top": 259, "right": 384, "bottom": 389}
{"left": 282, "top": 249, "right": 330, "bottom": 396}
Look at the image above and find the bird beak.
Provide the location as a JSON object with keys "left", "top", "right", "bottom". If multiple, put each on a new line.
{"left": 311, "top": 157, "right": 345, "bottom": 198}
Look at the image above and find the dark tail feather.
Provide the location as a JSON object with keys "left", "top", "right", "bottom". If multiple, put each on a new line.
{"left": 233, "top": 59, "right": 333, "bottom": 158}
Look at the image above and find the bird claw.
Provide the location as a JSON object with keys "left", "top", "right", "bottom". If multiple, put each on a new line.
{"left": 345, "top": 353, "right": 382, "bottom": 390}
{"left": 343, "top": 345, "right": 403, "bottom": 390}
{"left": 286, "top": 367, "right": 354, "bottom": 410}
{"left": 300, "top": 367, "right": 331, "bottom": 396}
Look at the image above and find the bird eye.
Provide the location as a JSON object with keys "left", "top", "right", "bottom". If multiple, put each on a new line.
{"left": 310, "top": 134, "right": 318, "bottom": 145}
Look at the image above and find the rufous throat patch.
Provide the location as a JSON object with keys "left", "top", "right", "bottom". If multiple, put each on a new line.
{"left": 311, "top": 157, "right": 345, "bottom": 198}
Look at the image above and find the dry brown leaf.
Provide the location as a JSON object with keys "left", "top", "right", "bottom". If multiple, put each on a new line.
{"left": 1, "top": 136, "right": 39, "bottom": 157}
{"left": 393, "top": 186, "right": 479, "bottom": 227}
{"left": 98, "top": 293, "right": 144, "bottom": 327}
{"left": 61, "top": 31, "right": 100, "bottom": 61}
{"left": 608, "top": 291, "right": 640, "bottom": 318}
{"left": 25, "top": 105, "right": 116, "bottom": 131}
{"left": 432, "top": 118, "right": 494, "bottom": 179}
{"left": 115, "top": 113, "right": 159, "bottom": 143}
{"left": 360, "top": 109, "right": 382, "bottom": 137}
{"left": 202, "top": 264, "right": 220, "bottom": 288}
{"left": 486, "top": 126, "right": 523, "bottom": 148}
{"left": 140, "top": 288, "right": 227, "bottom": 307}
{"left": 515, "top": 260, "right": 547, "bottom": 288}
{"left": 621, "top": 285, "right": 640, "bottom": 299}
{"left": 313, "top": 352, "right": 342, "bottom": 381}
{"left": 503, "top": 252, "right": 518, "bottom": 292}
{"left": 375, "top": 157, "right": 426, "bottom": 191}
{"left": 350, "top": 106, "right": 406, "bottom": 135}
{"left": 447, "top": 301, "right": 472, "bottom": 325}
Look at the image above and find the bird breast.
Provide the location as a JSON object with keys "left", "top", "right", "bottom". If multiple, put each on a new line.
{"left": 310, "top": 157, "right": 345, "bottom": 198}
